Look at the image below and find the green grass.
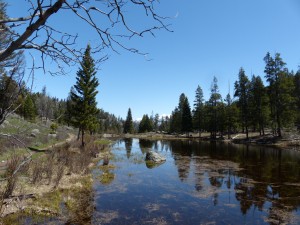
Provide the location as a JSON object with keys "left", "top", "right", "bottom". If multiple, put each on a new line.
{"left": 0, "top": 148, "right": 29, "bottom": 161}
{"left": 33, "top": 189, "right": 63, "bottom": 213}
{"left": 94, "top": 139, "right": 111, "bottom": 145}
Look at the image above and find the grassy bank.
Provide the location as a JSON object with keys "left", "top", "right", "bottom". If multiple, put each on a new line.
{"left": 0, "top": 114, "right": 112, "bottom": 223}
{"left": 0, "top": 136, "right": 111, "bottom": 223}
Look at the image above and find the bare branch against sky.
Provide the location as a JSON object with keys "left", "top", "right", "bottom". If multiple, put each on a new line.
{"left": 0, "top": 0, "right": 170, "bottom": 75}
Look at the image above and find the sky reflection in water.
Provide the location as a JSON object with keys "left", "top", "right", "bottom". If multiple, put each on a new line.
{"left": 93, "top": 139, "right": 300, "bottom": 225}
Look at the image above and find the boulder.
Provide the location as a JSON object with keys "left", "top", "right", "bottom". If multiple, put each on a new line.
{"left": 32, "top": 129, "right": 40, "bottom": 134}
{"left": 48, "top": 133, "right": 57, "bottom": 138}
{"left": 145, "top": 151, "right": 166, "bottom": 163}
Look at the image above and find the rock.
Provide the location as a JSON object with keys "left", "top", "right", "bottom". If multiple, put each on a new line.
{"left": 32, "top": 129, "right": 40, "bottom": 134}
{"left": 30, "top": 133, "right": 37, "bottom": 137}
{"left": 145, "top": 151, "right": 166, "bottom": 163}
{"left": 48, "top": 133, "right": 57, "bottom": 138}
{"left": 103, "top": 155, "right": 110, "bottom": 166}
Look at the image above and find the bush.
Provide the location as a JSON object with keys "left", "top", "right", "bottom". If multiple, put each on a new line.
{"left": 50, "top": 123, "right": 58, "bottom": 134}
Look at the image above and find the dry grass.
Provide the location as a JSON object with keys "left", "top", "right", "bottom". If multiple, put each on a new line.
{"left": 0, "top": 135, "right": 111, "bottom": 218}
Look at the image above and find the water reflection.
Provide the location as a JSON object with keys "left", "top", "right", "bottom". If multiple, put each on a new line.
{"left": 93, "top": 139, "right": 300, "bottom": 224}
{"left": 124, "top": 138, "right": 132, "bottom": 159}
{"left": 138, "top": 139, "right": 153, "bottom": 153}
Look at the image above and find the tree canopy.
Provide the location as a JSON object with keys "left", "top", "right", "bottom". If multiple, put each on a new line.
{"left": 70, "top": 44, "right": 99, "bottom": 146}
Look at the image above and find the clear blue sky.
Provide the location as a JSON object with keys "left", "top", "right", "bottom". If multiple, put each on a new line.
{"left": 6, "top": 0, "right": 300, "bottom": 120}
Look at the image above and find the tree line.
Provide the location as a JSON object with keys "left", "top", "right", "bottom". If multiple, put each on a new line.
{"left": 124, "top": 52, "right": 300, "bottom": 138}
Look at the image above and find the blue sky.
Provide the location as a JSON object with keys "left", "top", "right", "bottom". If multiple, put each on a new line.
{"left": 6, "top": 0, "right": 300, "bottom": 120}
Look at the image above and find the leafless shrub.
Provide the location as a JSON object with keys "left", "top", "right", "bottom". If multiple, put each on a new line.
{"left": 1, "top": 154, "right": 22, "bottom": 199}
{"left": 44, "top": 154, "right": 55, "bottom": 185}
{"left": 31, "top": 160, "right": 43, "bottom": 184}
{"left": 54, "top": 163, "right": 64, "bottom": 188}
{"left": 56, "top": 129, "right": 68, "bottom": 142}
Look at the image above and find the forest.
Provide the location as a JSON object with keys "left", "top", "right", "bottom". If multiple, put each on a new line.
{"left": 1, "top": 51, "right": 300, "bottom": 140}
{"left": 124, "top": 52, "right": 300, "bottom": 139}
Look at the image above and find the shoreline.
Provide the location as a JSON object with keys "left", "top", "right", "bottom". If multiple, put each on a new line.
{"left": 108, "top": 132, "right": 300, "bottom": 151}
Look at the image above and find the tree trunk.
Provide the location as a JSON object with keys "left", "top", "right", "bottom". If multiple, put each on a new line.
{"left": 81, "top": 129, "right": 85, "bottom": 147}
{"left": 77, "top": 128, "right": 81, "bottom": 141}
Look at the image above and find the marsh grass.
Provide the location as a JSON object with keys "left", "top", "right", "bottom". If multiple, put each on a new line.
{"left": 0, "top": 134, "right": 110, "bottom": 219}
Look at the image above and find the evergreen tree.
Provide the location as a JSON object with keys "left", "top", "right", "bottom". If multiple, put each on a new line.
{"left": 224, "top": 93, "right": 239, "bottom": 139}
{"left": 264, "top": 52, "right": 295, "bottom": 136}
{"left": 234, "top": 68, "right": 250, "bottom": 139}
{"left": 71, "top": 44, "right": 99, "bottom": 146}
{"left": 23, "top": 95, "right": 36, "bottom": 121}
{"left": 124, "top": 108, "right": 134, "bottom": 134}
{"left": 0, "top": 1, "right": 25, "bottom": 125}
{"left": 208, "top": 76, "right": 222, "bottom": 139}
{"left": 249, "top": 75, "right": 269, "bottom": 135}
{"left": 153, "top": 113, "right": 160, "bottom": 132}
{"left": 138, "top": 114, "right": 153, "bottom": 133}
{"left": 65, "top": 88, "right": 75, "bottom": 126}
{"left": 169, "top": 93, "right": 193, "bottom": 134}
{"left": 181, "top": 96, "right": 193, "bottom": 135}
{"left": 193, "top": 85, "right": 204, "bottom": 136}
{"left": 169, "top": 107, "right": 181, "bottom": 133}
{"left": 159, "top": 116, "right": 170, "bottom": 132}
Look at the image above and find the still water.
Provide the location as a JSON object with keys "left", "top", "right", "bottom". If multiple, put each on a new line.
{"left": 92, "top": 139, "right": 300, "bottom": 225}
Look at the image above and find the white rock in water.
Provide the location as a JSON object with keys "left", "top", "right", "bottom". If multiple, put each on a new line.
{"left": 145, "top": 151, "right": 166, "bottom": 163}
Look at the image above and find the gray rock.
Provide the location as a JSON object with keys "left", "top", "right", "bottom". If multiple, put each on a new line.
{"left": 145, "top": 151, "right": 166, "bottom": 163}
{"left": 32, "top": 129, "right": 40, "bottom": 134}
{"left": 48, "top": 133, "right": 57, "bottom": 138}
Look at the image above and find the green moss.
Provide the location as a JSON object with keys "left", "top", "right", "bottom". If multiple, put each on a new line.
{"left": 98, "top": 164, "right": 116, "bottom": 171}
{"left": 99, "top": 171, "right": 115, "bottom": 185}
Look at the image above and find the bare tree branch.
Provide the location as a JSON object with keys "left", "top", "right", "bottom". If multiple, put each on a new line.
{"left": 0, "top": 0, "right": 171, "bottom": 75}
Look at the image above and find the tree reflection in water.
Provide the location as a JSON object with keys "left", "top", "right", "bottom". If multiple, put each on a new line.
{"left": 93, "top": 139, "right": 300, "bottom": 225}
{"left": 166, "top": 139, "right": 300, "bottom": 224}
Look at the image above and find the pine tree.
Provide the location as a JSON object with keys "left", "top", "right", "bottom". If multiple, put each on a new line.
{"left": 208, "top": 76, "right": 222, "bottom": 139}
{"left": 181, "top": 96, "right": 193, "bottom": 135}
{"left": 193, "top": 85, "right": 204, "bottom": 136}
{"left": 23, "top": 95, "right": 36, "bottom": 121}
{"left": 0, "top": 1, "right": 25, "bottom": 125}
{"left": 71, "top": 44, "right": 99, "bottom": 146}
{"left": 224, "top": 93, "right": 239, "bottom": 139}
{"left": 139, "top": 114, "right": 153, "bottom": 133}
{"left": 124, "top": 108, "right": 134, "bottom": 134}
{"left": 264, "top": 52, "right": 294, "bottom": 136}
{"left": 234, "top": 68, "right": 250, "bottom": 139}
{"left": 169, "top": 107, "right": 181, "bottom": 133}
{"left": 153, "top": 113, "right": 160, "bottom": 132}
{"left": 249, "top": 75, "right": 269, "bottom": 135}
{"left": 65, "top": 88, "right": 75, "bottom": 126}
{"left": 169, "top": 93, "right": 193, "bottom": 134}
